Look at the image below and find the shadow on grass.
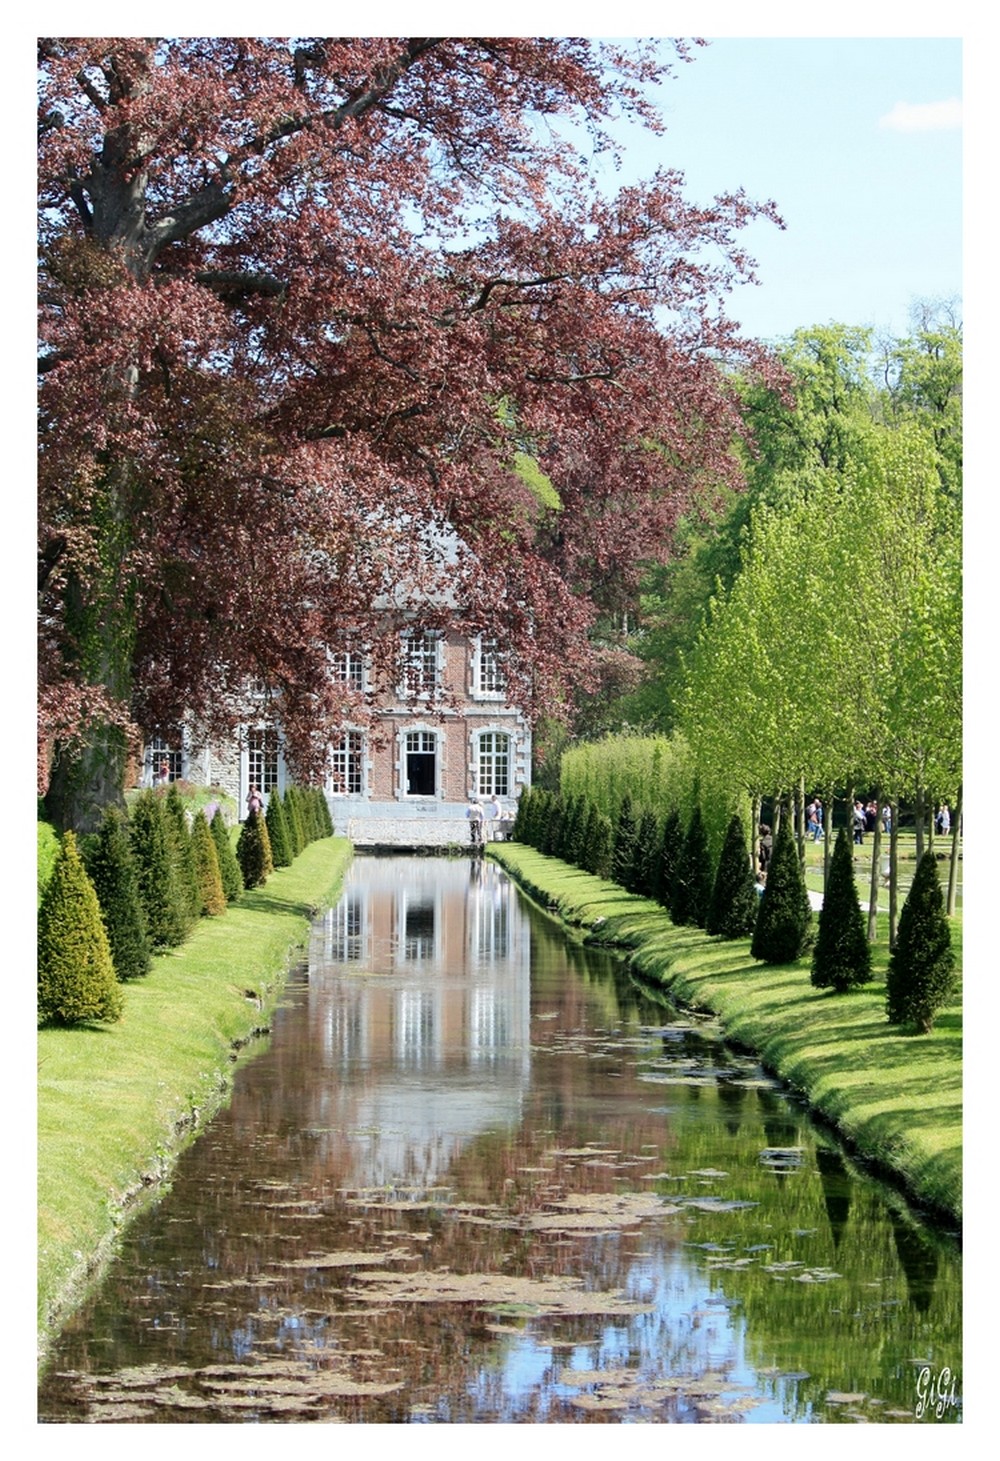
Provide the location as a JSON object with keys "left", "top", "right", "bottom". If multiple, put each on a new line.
{"left": 235, "top": 889, "right": 317, "bottom": 918}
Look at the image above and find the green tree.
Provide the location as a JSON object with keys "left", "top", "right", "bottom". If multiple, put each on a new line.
{"left": 672, "top": 804, "right": 714, "bottom": 927}
{"left": 237, "top": 809, "right": 270, "bottom": 889}
{"left": 129, "top": 790, "right": 187, "bottom": 948}
{"left": 634, "top": 807, "right": 662, "bottom": 897}
{"left": 210, "top": 810, "right": 244, "bottom": 903}
{"left": 283, "top": 788, "right": 305, "bottom": 859}
{"left": 886, "top": 852, "right": 956, "bottom": 1032}
{"left": 191, "top": 810, "right": 226, "bottom": 916}
{"left": 612, "top": 795, "right": 638, "bottom": 889}
{"left": 658, "top": 808, "right": 683, "bottom": 911}
{"left": 811, "top": 828, "right": 871, "bottom": 991}
{"left": 265, "top": 792, "right": 293, "bottom": 868}
{"left": 707, "top": 813, "right": 758, "bottom": 939}
{"left": 164, "top": 784, "right": 200, "bottom": 933}
{"left": 84, "top": 805, "right": 151, "bottom": 981}
{"left": 38, "top": 831, "right": 124, "bottom": 1025}
{"left": 751, "top": 820, "right": 812, "bottom": 964}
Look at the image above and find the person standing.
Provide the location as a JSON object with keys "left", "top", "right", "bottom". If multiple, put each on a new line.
{"left": 853, "top": 801, "right": 866, "bottom": 845}
{"left": 246, "top": 784, "right": 264, "bottom": 817}
{"left": 466, "top": 795, "right": 484, "bottom": 848}
{"left": 484, "top": 795, "right": 501, "bottom": 841}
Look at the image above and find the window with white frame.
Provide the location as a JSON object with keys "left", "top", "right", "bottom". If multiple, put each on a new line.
{"left": 331, "top": 649, "right": 365, "bottom": 693}
{"left": 474, "top": 636, "right": 505, "bottom": 696}
{"left": 329, "top": 730, "right": 364, "bottom": 795}
{"left": 401, "top": 629, "right": 441, "bottom": 697}
{"left": 147, "top": 733, "right": 183, "bottom": 784}
{"left": 247, "top": 727, "right": 280, "bottom": 795}
{"left": 477, "top": 731, "right": 511, "bottom": 797}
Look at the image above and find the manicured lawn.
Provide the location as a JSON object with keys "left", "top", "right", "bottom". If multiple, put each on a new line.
{"left": 489, "top": 841, "right": 962, "bottom": 1228}
{"left": 37, "top": 837, "right": 352, "bottom": 1367}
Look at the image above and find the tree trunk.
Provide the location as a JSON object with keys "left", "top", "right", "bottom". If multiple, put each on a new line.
{"left": 751, "top": 792, "right": 761, "bottom": 876}
{"left": 889, "top": 796, "right": 900, "bottom": 948}
{"left": 797, "top": 771, "right": 806, "bottom": 867}
{"left": 947, "top": 782, "right": 963, "bottom": 916}
{"left": 823, "top": 783, "right": 834, "bottom": 890}
{"left": 914, "top": 786, "right": 926, "bottom": 862}
{"left": 866, "top": 784, "right": 883, "bottom": 943}
{"left": 42, "top": 467, "right": 138, "bottom": 834}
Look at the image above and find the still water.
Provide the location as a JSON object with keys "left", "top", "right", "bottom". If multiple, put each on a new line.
{"left": 38, "top": 856, "right": 962, "bottom": 1424}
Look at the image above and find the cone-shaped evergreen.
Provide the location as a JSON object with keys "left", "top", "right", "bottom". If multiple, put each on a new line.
{"left": 541, "top": 794, "right": 564, "bottom": 856}
{"left": 634, "top": 808, "right": 662, "bottom": 897}
{"left": 164, "top": 784, "right": 200, "bottom": 932}
{"left": 130, "top": 790, "right": 188, "bottom": 947}
{"left": 210, "top": 810, "right": 244, "bottom": 902}
{"left": 659, "top": 809, "right": 683, "bottom": 912}
{"left": 612, "top": 795, "right": 637, "bottom": 888}
{"left": 283, "top": 787, "right": 305, "bottom": 857}
{"left": 38, "top": 831, "right": 124, "bottom": 1026}
{"left": 85, "top": 806, "right": 151, "bottom": 980}
{"left": 811, "top": 827, "right": 871, "bottom": 990}
{"left": 588, "top": 809, "right": 614, "bottom": 879}
{"left": 191, "top": 810, "right": 226, "bottom": 916}
{"left": 511, "top": 787, "right": 531, "bottom": 843}
{"left": 707, "top": 814, "right": 759, "bottom": 939}
{"left": 672, "top": 805, "right": 714, "bottom": 927}
{"left": 315, "top": 787, "right": 334, "bottom": 837}
{"left": 265, "top": 791, "right": 293, "bottom": 867}
{"left": 237, "top": 809, "right": 270, "bottom": 888}
{"left": 559, "top": 795, "right": 585, "bottom": 866}
{"left": 751, "top": 819, "right": 813, "bottom": 963}
{"left": 886, "top": 852, "right": 956, "bottom": 1032}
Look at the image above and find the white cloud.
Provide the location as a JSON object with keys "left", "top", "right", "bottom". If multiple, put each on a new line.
{"left": 879, "top": 98, "right": 963, "bottom": 132}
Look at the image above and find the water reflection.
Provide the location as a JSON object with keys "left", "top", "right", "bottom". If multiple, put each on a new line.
{"left": 37, "top": 856, "right": 961, "bottom": 1425}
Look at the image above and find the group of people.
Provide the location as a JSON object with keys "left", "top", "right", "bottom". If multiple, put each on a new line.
{"left": 466, "top": 795, "right": 509, "bottom": 845}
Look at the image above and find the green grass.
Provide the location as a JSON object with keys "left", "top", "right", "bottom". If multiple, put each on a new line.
{"left": 37, "top": 836, "right": 352, "bottom": 1368}
{"left": 489, "top": 841, "right": 962, "bottom": 1229}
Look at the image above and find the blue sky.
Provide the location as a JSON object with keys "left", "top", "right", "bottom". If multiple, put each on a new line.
{"left": 587, "top": 35, "right": 963, "bottom": 345}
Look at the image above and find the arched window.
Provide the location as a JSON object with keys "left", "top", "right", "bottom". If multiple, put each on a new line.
{"left": 477, "top": 731, "right": 510, "bottom": 797}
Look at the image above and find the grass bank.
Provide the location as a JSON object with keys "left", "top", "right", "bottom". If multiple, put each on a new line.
{"left": 489, "top": 842, "right": 962, "bottom": 1231}
{"left": 37, "top": 836, "right": 353, "bottom": 1369}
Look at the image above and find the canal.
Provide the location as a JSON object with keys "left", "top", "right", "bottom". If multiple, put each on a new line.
{"left": 38, "top": 855, "right": 962, "bottom": 1424}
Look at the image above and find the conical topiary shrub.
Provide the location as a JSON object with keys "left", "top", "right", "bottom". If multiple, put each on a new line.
{"left": 811, "top": 827, "right": 871, "bottom": 991}
{"left": 612, "top": 795, "right": 637, "bottom": 888}
{"left": 265, "top": 790, "right": 293, "bottom": 868}
{"left": 672, "top": 805, "right": 714, "bottom": 928}
{"left": 38, "top": 831, "right": 124, "bottom": 1026}
{"left": 237, "top": 809, "right": 270, "bottom": 888}
{"left": 315, "top": 787, "right": 334, "bottom": 837}
{"left": 164, "top": 784, "right": 200, "bottom": 933}
{"left": 283, "top": 787, "right": 305, "bottom": 858}
{"left": 130, "top": 790, "right": 188, "bottom": 948}
{"left": 210, "top": 809, "right": 244, "bottom": 902}
{"left": 588, "top": 809, "right": 614, "bottom": 879}
{"left": 707, "top": 813, "right": 758, "bottom": 939}
{"left": 658, "top": 808, "right": 683, "bottom": 912}
{"left": 886, "top": 852, "right": 956, "bottom": 1032}
{"left": 191, "top": 810, "right": 226, "bottom": 916}
{"left": 634, "top": 807, "right": 662, "bottom": 898}
{"left": 751, "top": 819, "right": 813, "bottom": 963}
{"left": 85, "top": 805, "right": 151, "bottom": 981}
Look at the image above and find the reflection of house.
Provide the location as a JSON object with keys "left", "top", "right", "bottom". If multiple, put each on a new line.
{"left": 302, "top": 857, "right": 533, "bottom": 1187}
{"left": 136, "top": 627, "right": 531, "bottom": 847}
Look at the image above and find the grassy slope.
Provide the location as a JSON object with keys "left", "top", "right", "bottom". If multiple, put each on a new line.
{"left": 37, "top": 837, "right": 352, "bottom": 1365}
{"left": 489, "top": 842, "right": 962, "bottom": 1228}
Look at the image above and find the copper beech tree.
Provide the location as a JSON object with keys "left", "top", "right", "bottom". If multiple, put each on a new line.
{"left": 38, "top": 36, "right": 783, "bottom": 830}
